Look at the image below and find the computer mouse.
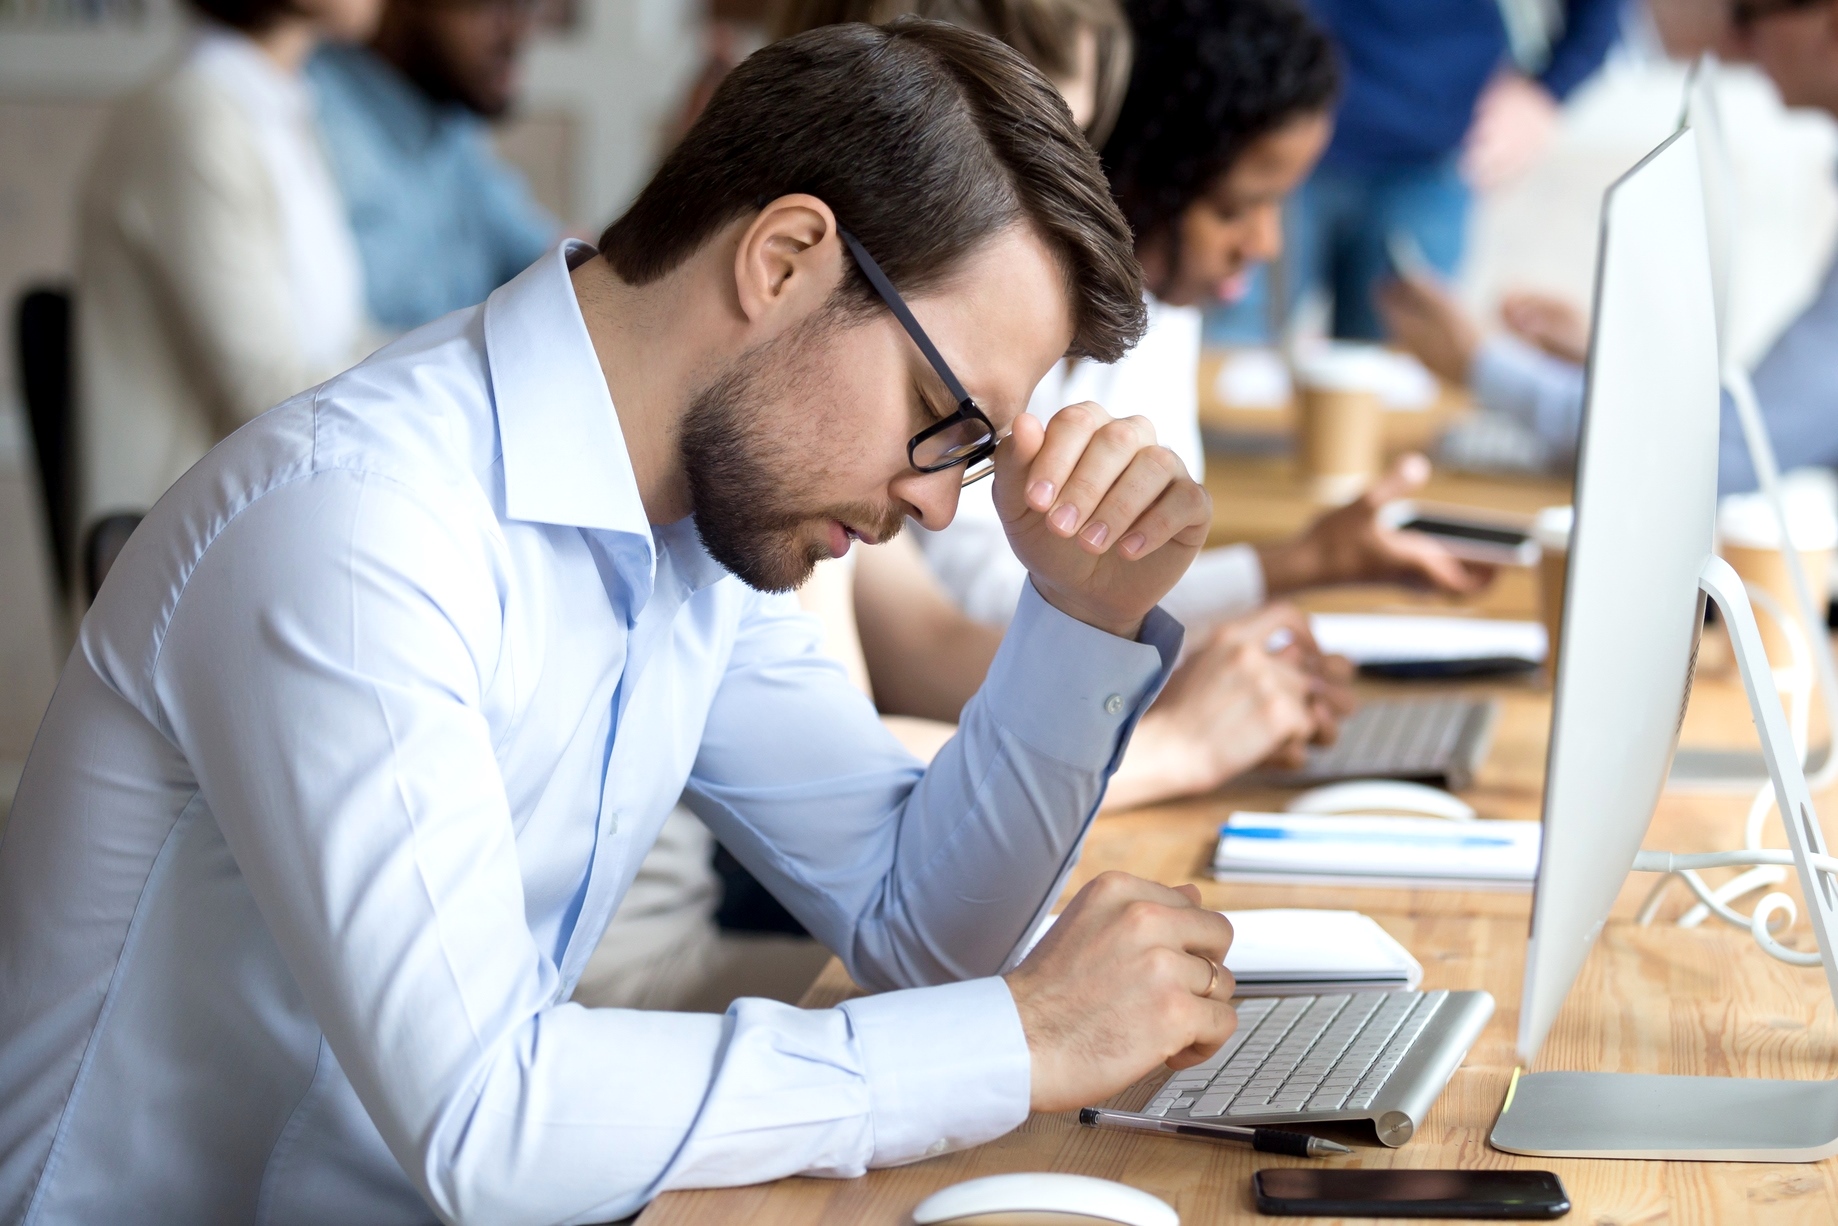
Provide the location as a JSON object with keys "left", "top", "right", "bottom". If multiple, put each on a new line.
{"left": 1285, "top": 779, "right": 1476, "bottom": 822}
{"left": 910, "top": 1172, "right": 1178, "bottom": 1226}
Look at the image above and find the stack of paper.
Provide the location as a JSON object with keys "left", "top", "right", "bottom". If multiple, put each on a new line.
{"left": 1212, "top": 811, "right": 1540, "bottom": 891}
{"left": 1020, "top": 908, "right": 1423, "bottom": 997}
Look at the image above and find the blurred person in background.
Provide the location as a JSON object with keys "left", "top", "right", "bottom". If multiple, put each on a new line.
{"left": 310, "top": 0, "right": 562, "bottom": 333}
{"left": 1379, "top": 0, "right": 1838, "bottom": 495}
{"left": 918, "top": 0, "right": 1492, "bottom": 636}
{"left": 75, "top": 0, "right": 382, "bottom": 597}
{"left": 771, "top": 0, "right": 1134, "bottom": 142}
{"left": 1212, "top": 0, "right": 1623, "bottom": 344}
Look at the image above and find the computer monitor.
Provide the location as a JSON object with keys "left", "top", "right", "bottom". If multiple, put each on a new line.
{"left": 1515, "top": 127, "right": 1722, "bottom": 1065}
{"left": 1493, "top": 127, "right": 1838, "bottom": 1161}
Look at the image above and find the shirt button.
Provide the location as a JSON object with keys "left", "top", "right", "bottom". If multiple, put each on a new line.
{"left": 926, "top": 1138, "right": 949, "bottom": 1156}
{"left": 1103, "top": 694, "right": 1124, "bottom": 715}
{"left": 606, "top": 812, "right": 621, "bottom": 836}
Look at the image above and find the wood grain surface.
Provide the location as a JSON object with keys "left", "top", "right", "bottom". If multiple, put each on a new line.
{"left": 639, "top": 456, "right": 1838, "bottom": 1225}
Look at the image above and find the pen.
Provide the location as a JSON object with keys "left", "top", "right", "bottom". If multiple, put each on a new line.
{"left": 1079, "top": 1107, "right": 1353, "bottom": 1158}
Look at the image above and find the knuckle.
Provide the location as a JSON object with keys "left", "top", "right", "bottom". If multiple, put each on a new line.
{"left": 1120, "top": 899, "right": 1168, "bottom": 941}
{"left": 1090, "top": 869, "right": 1132, "bottom": 899}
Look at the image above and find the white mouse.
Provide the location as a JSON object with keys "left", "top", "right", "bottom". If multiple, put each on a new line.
{"left": 1286, "top": 779, "right": 1476, "bottom": 822}
{"left": 911, "top": 1172, "right": 1178, "bottom": 1226}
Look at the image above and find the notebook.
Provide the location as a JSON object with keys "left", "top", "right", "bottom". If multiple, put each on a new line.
{"left": 1212, "top": 811, "right": 1541, "bottom": 891}
{"left": 1309, "top": 613, "right": 1546, "bottom": 678}
{"left": 1021, "top": 908, "right": 1423, "bottom": 996}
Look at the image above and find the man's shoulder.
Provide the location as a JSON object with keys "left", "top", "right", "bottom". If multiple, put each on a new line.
{"left": 307, "top": 310, "right": 502, "bottom": 491}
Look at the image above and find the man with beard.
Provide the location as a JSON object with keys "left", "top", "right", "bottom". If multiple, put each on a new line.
{"left": 0, "top": 20, "right": 1237, "bottom": 1225}
{"left": 310, "top": 0, "right": 559, "bottom": 332}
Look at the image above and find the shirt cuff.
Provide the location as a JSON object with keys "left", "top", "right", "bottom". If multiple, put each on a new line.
{"left": 980, "top": 580, "right": 1182, "bottom": 769}
{"left": 1160, "top": 543, "right": 1266, "bottom": 629}
{"left": 1470, "top": 334, "right": 1585, "bottom": 450}
{"left": 842, "top": 976, "right": 1032, "bottom": 1166}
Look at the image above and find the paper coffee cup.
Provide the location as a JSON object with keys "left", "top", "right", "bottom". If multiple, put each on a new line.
{"left": 1294, "top": 344, "right": 1386, "bottom": 505}
{"left": 1533, "top": 506, "right": 1573, "bottom": 683}
{"left": 1717, "top": 483, "right": 1838, "bottom": 667}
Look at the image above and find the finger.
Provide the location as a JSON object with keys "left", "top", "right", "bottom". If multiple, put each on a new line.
{"left": 1174, "top": 882, "right": 1202, "bottom": 907}
{"left": 1158, "top": 902, "right": 1235, "bottom": 964}
{"left": 1023, "top": 402, "right": 1132, "bottom": 528}
{"left": 1262, "top": 735, "right": 1309, "bottom": 770}
{"left": 1166, "top": 998, "right": 1240, "bottom": 1070}
{"left": 990, "top": 411, "right": 1046, "bottom": 525}
{"left": 1069, "top": 443, "right": 1187, "bottom": 554}
{"left": 1068, "top": 870, "right": 1201, "bottom": 926}
{"left": 1121, "top": 476, "right": 1211, "bottom": 560}
{"left": 1361, "top": 451, "right": 1432, "bottom": 507}
{"left": 1043, "top": 414, "right": 1157, "bottom": 543}
{"left": 1384, "top": 531, "right": 1486, "bottom": 593}
{"left": 1083, "top": 452, "right": 1208, "bottom": 558}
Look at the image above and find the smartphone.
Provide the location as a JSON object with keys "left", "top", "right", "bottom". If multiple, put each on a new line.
{"left": 1379, "top": 500, "right": 1539, "bottom": 567}
{"left": 1253, "top": 1168, "right": 1570, "bottom": 1219}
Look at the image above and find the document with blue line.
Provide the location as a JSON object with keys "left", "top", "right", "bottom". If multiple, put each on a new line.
{"left": 1212, "top": 812, "right": 1541, "bottom": 891}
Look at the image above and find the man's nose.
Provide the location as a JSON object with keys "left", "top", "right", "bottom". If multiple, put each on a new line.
{"left": 892, "top": 467, "right": 964, "bottom": 532}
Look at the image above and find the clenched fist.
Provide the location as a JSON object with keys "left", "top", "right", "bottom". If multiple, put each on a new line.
{"left": 993, "top": 404, "right": 1212, "bottom": 640}
{"left": 1004, "top": 872, "right": 1237, "bottom": 1113}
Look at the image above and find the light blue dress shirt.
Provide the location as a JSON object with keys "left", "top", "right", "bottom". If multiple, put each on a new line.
{"left": 308, "top": 45, "right": 558, "bottom": 332}
{"left": 0, "top": 243, "right": 1180, "bottom": 1225}
{"left": 1468, "top": 246, "right": 1838, "bottom": 494}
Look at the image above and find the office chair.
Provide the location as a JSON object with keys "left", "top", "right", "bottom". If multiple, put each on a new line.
{"left": 15, "top": 285, "right": 73, "bottom": 596}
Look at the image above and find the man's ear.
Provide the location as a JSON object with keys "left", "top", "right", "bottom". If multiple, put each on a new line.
{"left": 733, "top": 195, "right": 843, "bottom": 327}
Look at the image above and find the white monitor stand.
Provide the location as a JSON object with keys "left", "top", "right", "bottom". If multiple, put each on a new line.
{"left": 1492, "top": 555, "right": 1838, "bottom": 1160}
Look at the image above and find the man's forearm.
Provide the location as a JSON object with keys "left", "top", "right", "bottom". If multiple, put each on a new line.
{"left": 841, "top": 583, "right": 1181, "bottom": 990}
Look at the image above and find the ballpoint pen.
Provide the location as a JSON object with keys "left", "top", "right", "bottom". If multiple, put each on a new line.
{"left": 1079, "top": 1107, "right": 1353, "bottom": 1158}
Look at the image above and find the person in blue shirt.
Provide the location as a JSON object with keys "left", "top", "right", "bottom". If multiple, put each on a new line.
{"left": 1211, "top": 0, "right": 1623, "bottom": 343}
{"left": 1378, "top": 0, "right": 1838, "bottom": 497}
{"left": 308, "top": 0, "right": 559, "bottom": 332}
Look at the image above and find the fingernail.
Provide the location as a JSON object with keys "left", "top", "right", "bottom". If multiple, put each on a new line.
{"left": 1120, "top": 532, "right": 1146, "bottom": 556}
{"left": 1081, "top": 520, "right": 1109, "bottom": 548}
{"left": 1050, "top": 504, "right": 1078, "bottom": 533}
{"left": 1027, "top": 480, "right": 1054, "bottom": 507}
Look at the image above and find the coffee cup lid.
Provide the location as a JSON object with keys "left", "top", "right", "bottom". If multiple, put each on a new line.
{"left": 1532, "top": 505, "right": 1573, "bottom": 551}
{"left": 1717, "top": 483, "right": 1838, "bottom": 551}
{"left": 1293, "top": 342, "right": 1391, "bottom": 394}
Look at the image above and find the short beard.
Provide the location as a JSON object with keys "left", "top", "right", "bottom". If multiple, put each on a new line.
{"left": 680, "top": 319, "right": 902, "bottom": 592}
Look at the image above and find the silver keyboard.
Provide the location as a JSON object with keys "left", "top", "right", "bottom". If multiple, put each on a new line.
{"left": 1125, "top": 989, "right": 1494, "bottom": 1147}
{"left": 1261, "top": 697, "right": 1497, "bottom": 790}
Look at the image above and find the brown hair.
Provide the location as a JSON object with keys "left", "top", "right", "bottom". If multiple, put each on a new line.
{"left": 599, "top": 19, "right": 1145, "bottom": 363}
{"left": 770, "top": 0, "right": 1132, "bottom": 145}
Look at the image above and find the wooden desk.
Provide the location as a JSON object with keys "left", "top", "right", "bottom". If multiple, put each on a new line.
{"left": 641, "top": 458, "right": 1838, "bottom": 1225}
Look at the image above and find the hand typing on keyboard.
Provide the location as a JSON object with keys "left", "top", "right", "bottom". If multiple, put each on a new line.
{"left": 1003, "top": 872, "right": 1237, "bottom": 1113}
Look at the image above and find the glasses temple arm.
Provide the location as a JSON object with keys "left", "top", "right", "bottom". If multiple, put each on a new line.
{"left": 837, "top": 227, "right": 975, "bottom": 408}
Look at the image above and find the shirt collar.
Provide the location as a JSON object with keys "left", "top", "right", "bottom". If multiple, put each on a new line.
{"left": 485, "top": 240, "right": 651, "bottom": 538}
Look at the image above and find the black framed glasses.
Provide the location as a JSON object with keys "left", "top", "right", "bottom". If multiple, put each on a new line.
{"left": 838, "top": 227, "right": 1001, "bottom": 486}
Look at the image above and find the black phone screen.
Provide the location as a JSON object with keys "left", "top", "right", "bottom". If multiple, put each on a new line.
{"left": 1399, "top": 516, "right": 1532, "bottom": 548}
{"left": 1254, "top": 1169, "right": 1570, "bottom": 1219}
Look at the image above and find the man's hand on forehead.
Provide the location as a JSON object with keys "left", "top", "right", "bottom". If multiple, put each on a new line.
{"left": 991, "top": 402, "right": 1211, "bottom": 640}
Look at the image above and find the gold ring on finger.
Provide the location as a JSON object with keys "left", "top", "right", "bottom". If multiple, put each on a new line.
{"left": 1194, "top": 953, "right": 1219, "bottom": 999}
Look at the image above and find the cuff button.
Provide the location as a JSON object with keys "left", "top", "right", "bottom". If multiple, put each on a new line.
{"left": 1103, "top": 694, "right": 1124, "bottom": 715}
